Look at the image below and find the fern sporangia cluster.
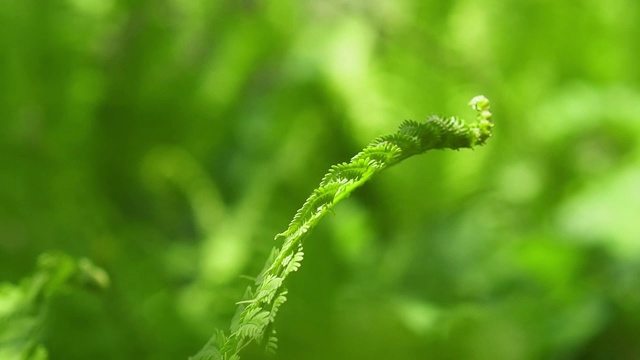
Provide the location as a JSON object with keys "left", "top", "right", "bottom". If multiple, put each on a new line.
{"left": 190, "top": 96, "right": 493, "bottom": 360}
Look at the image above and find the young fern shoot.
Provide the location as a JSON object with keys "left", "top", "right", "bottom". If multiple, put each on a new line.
{"left": 190, "top": 96, "right": 493, "bottom": 360}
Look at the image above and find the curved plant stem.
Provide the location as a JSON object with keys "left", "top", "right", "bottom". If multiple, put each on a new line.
{"left": 190, "top": 96, "right": 493, "bottom": 360}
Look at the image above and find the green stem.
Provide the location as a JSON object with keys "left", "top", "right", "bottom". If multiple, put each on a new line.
{"left": 190, "top": 95, "right": 493, "bottom": 360}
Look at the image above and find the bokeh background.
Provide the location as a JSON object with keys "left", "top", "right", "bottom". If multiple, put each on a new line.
{"left": 2, "top": 0, "right": 640, "bottom": 359}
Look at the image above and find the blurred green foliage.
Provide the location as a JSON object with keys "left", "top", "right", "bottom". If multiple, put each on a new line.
{"left": 0, "top": 253, "right": 109, "bottom": 360}
{"left": 1, "top": 0, "right": 639, "bottom": 359}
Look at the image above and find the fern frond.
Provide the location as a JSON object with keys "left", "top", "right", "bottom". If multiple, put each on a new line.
{"left": 269, "top": 290, "right": 288, "bottom": 323}
{"left": 283, "top": 249, "right": 304, "bottom": 275}
{"left": 320, "top": 159, "right": 370, "bottom": 185}
{"left": 190, "top": 96, "right": 493, "bottom": 360}
{"left": 236, "top": 307, "right": 270, "bottom": 339}
{"left": 265, "top": 331, "right": 278, "bottom": 355}
{"left": 253, "top": 275, "right": 282, "bottom": 304}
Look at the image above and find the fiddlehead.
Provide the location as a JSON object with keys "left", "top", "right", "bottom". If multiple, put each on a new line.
{"left": 190, "top": 96, "right": 493, "bottom": 360}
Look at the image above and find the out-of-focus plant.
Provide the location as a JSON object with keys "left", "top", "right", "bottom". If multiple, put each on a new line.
{"left": 0, "top": 253, "right": 109, "bottom": 360}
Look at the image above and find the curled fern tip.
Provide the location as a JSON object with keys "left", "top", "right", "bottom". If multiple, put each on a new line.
{"left": 191, "top": 96, "right": 494, "bottom": 360}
